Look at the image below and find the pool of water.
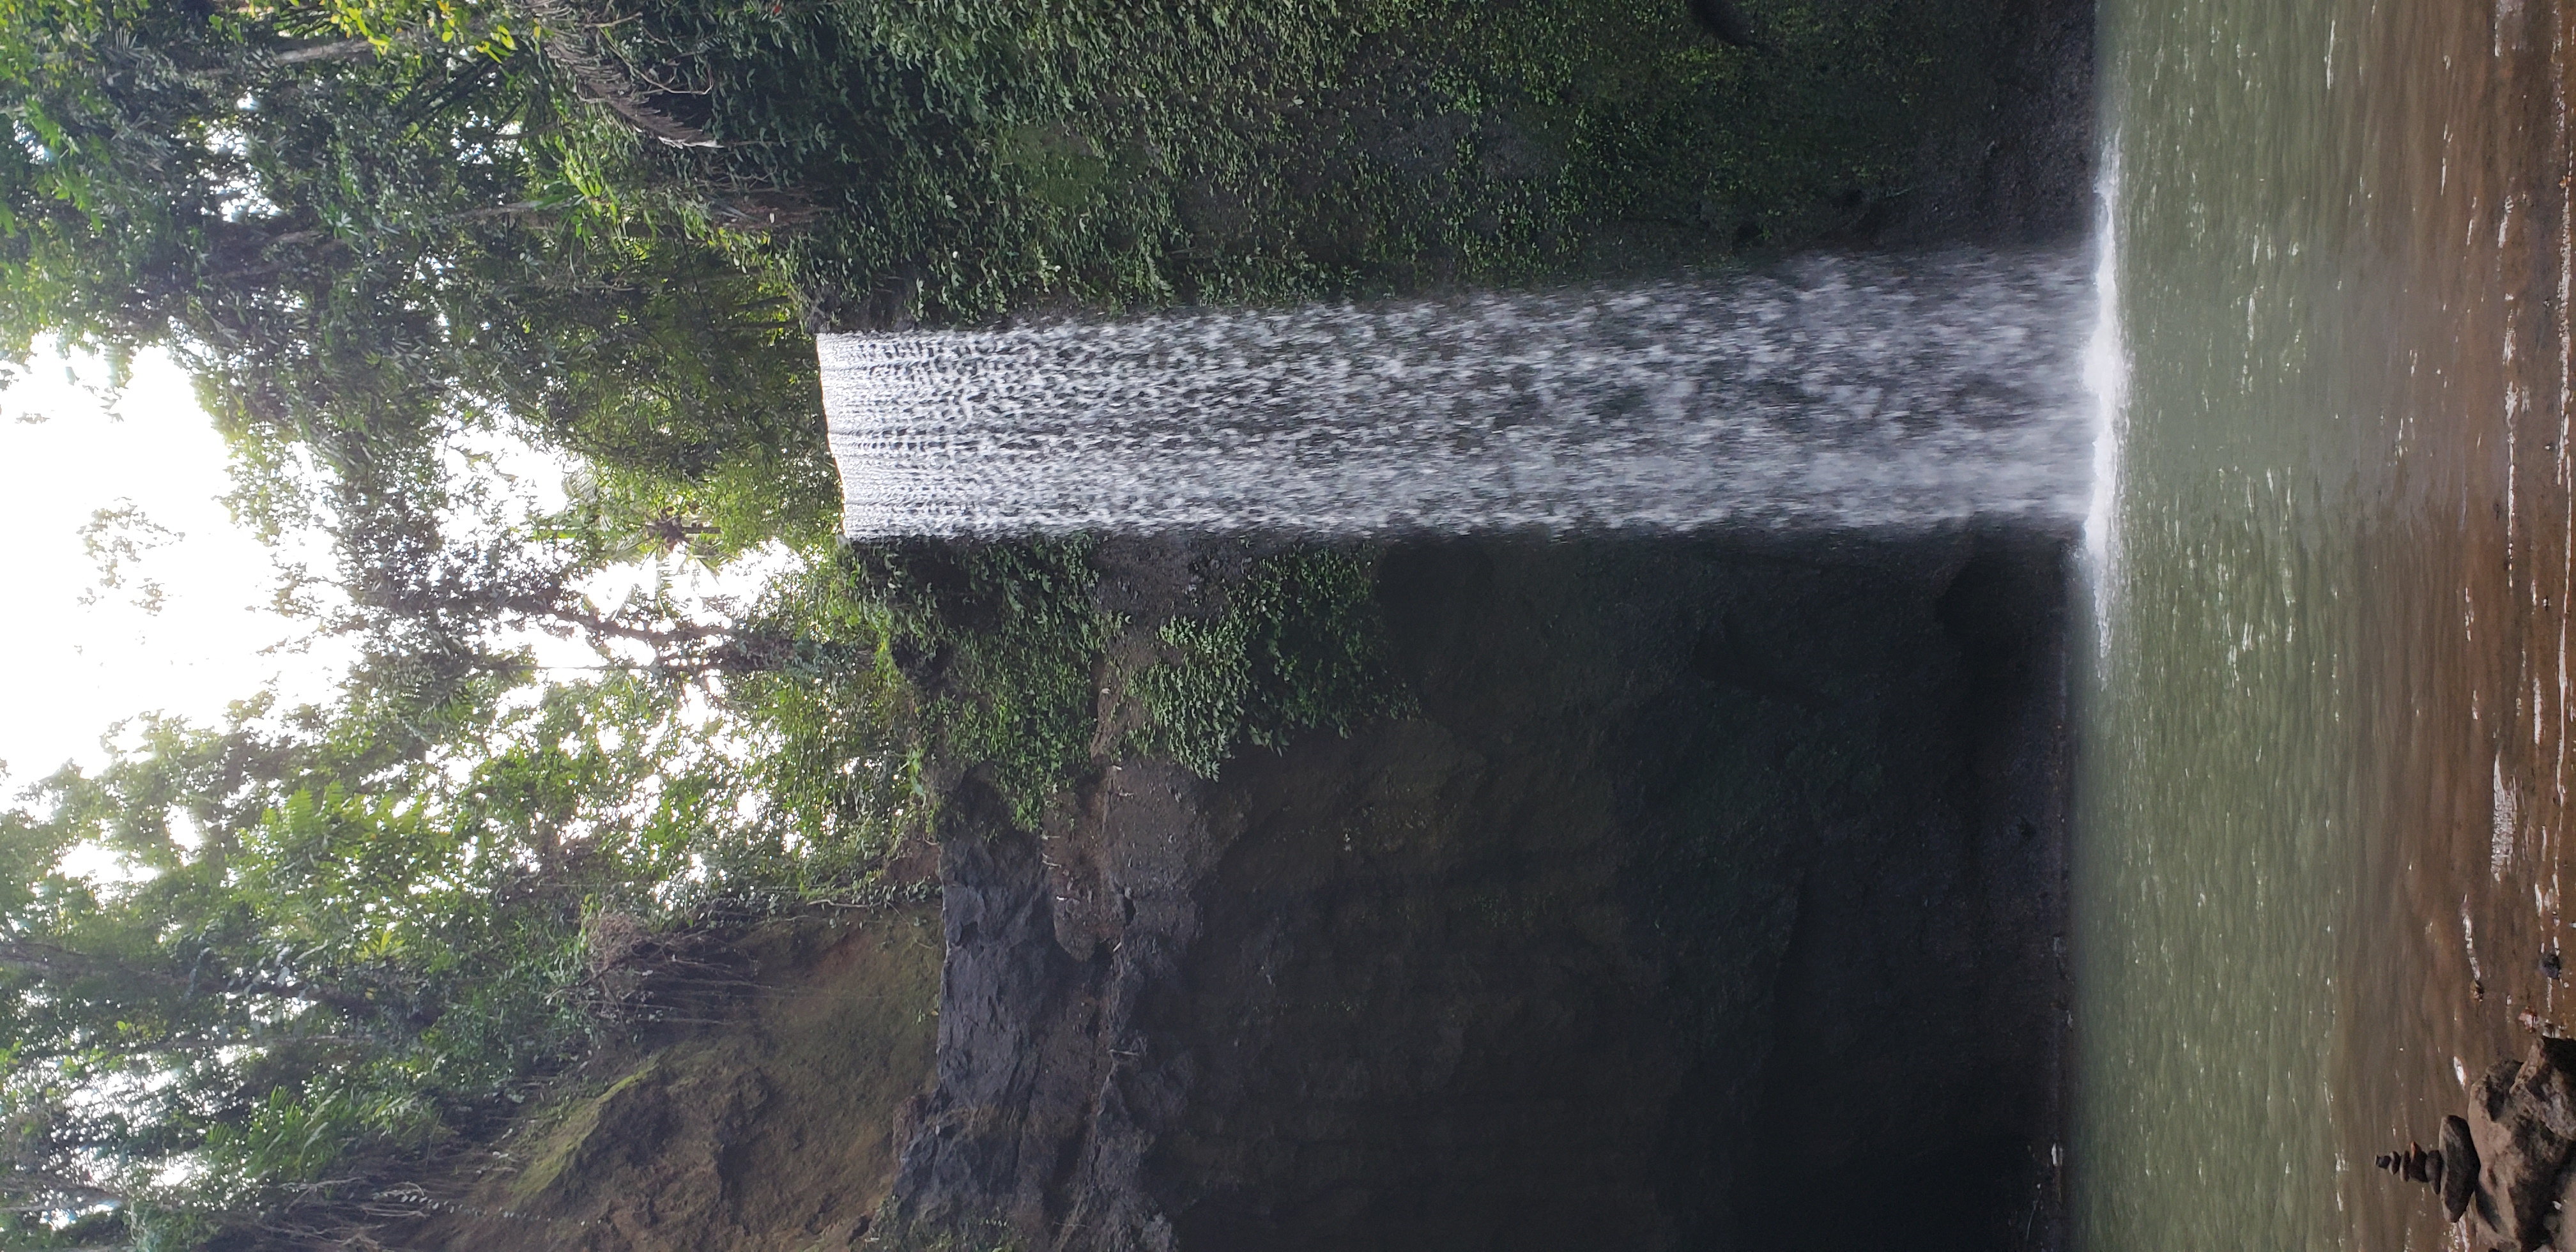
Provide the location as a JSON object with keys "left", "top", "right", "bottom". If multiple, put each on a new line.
{"left": 2076, "top": 0, "right": 2572, "bottom": 1246}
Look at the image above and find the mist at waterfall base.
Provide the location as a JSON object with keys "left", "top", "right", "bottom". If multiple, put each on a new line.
{"left": 824, "top": 249, "right": 2095, "bottom": 538}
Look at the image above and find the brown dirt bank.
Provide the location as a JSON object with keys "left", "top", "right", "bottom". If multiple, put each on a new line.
{"left": 401, "top": 909, "right": 943, "bottom": 1252}
{"left": 885, "top": 528, "right": 2074, "bottom": 1252}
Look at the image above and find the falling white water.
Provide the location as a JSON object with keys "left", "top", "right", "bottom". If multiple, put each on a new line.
{"left": 821, "top": 249, "right": 2095, "bottom": 537}
{"left": 2083, "top": 146, "right": 2129, "bottom": 621}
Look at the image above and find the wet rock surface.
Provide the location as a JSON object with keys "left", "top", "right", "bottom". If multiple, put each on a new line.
{"left": 1867, "top": 0, "right": 2097, "bottom": 248}
{"left": 2388, "top": 1038, "right": 2576, "bottom": 1251}
{"left": 883, "top": 529, "right": 2075, "bottom": 1251}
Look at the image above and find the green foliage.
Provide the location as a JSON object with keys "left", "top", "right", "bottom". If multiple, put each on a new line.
{"left": 838, "top": 538, "right": 1116, "bottom": 827}
{"left": 466, "top": 247, "right": 843, "bottom": 563}
{"left": 1130, "top": 547, "right": 1411, "bottom": 778}
{"left": 0, "top": 1207, "right": 131, "bottom": 1251}
{"left": 0, "top": 647, "right": 923, "bottom": 1241}
{"left": 0, "top": 0, "right": 838, "bottom": 705}
{"left": 693, "top": 565, "right": 917, "bottom": 892}
{"left": 568, "top": 0, "right": 2000, "bottom": 324}
{"left": 0, "top": 711, "right": 567, "bottom": 1233}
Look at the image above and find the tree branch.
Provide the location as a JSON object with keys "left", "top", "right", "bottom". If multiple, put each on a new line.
{"left": 536, "top": 599, "right": 728, "bottom": 650}
{"left": 523, "top": 0, "right": 721, "bottom": 148}
{"left": 268, "top": 39, "right": 380, "bottom": 66}
{"left": 0, "top": 1168, "right": 128, "bottom": 1210}
{"left": 0, "top": 939, "right": 388, "bottom": 1019}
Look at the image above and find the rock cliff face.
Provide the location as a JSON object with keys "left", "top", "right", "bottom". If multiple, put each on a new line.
{"left": 884, "top": 530, "right": 2075, "bottom": 1252}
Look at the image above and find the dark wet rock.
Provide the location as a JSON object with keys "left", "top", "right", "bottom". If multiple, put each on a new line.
{"left": 1687, "top": 0, "right": 1759, "bottom": 47}
{"left": 2444, "top": 1115, "right": 2480, "bottom": 1223}
{"left": 1867, "top": 0, "right": 2096, "bottom": 247}
{"left": 2380, "top": 1141, "right": 2439, "bottom": 1184}
{"left": 880, "top": 530, "right": 2076, "bottom": 1252}
{"left": 2478, "top": 1041, "right": 2576, "bottom": 1250}
{"left": 2378, "top": 1138, "right": 2450, "bottom": 1194}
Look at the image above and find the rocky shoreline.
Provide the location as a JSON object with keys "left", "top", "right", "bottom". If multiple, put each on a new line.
{"left": 2388, "top": 1038, "right": 2576, "bottom": 1252}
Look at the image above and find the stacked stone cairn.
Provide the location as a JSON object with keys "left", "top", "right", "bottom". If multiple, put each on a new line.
{"left": 2389, "top": 1037, "right": 2576, "bottom": 1250}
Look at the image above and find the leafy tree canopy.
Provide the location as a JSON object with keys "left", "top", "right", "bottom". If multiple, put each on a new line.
{"left": 0, "top": 613, "right": 914, "bottom": 1246}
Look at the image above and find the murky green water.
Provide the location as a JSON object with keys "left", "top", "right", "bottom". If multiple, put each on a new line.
{"left": 2078, "top": 0, "right": 2568, "bottom": 1247}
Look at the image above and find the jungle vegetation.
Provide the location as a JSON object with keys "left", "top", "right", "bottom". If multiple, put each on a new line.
{"left": 0, "top": 0, "right": 2011, "bottom": 1243}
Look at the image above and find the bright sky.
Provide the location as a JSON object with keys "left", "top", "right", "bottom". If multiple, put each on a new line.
{"left": 0, "top": 349, "right": 343, "bottom": 788}
{"left": 0, "top": 345, "right": 804, "bottom": 818}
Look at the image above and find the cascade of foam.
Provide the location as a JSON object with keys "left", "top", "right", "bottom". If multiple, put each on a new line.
{"left": 821, "top": 249, "right": 2094, "bottom": 537}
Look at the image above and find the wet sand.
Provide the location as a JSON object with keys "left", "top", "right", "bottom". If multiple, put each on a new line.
{"left": 2342, "top": 1, "right": 2576, "bottom": 1247}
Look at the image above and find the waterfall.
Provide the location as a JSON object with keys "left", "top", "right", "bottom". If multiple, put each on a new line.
{"left": 820, "top": 248, "right": 2094, "bottom": 537}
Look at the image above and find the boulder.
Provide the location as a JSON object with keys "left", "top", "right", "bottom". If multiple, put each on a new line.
{"left": 2443, "top": 1115, "right": 2480, "bottom": 1223}
{"left": 2462, "top": 1040, "right": 2576, "bottom": 1251}
{"left": 2552, "top": 1158, "right": 2576, "bottom": 1251}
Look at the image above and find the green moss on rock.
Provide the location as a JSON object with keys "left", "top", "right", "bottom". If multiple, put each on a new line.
{"left": 1128, "top": 546, "right": 1413, "bottom": 777}
{"left": 604, "top": 0, "right": 2009, "bottom": 324}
